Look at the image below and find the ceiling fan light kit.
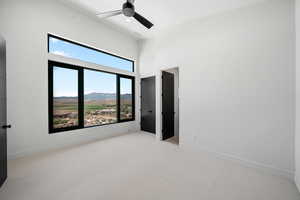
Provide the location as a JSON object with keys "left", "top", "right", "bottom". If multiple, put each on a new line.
{"left": 122, "top": 2, "right": 135, "bottom": 17}
{"left": 97, "top": 0, "right": 154, "bottom": 29}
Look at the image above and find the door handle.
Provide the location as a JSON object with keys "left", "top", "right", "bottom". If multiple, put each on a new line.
{"left": 2, "top": 125, "right": 11, "bottom": 129}
{"left": 148, "top": 110, "right": 153, "bottom": 113}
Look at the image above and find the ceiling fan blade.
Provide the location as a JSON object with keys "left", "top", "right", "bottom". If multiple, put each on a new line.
{"left": 133, "top": 12, "right": 153, "bottom": 29}
{"left": 96, "top": 10, "right": 122, "bottom": 18}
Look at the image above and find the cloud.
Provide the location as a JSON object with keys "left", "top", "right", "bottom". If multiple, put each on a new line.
{"left": 50, "top": 38, "right": 59, "bottom": 43}
{"left": 52, "top": 50, "right": 69, "bottom": 57}
{"left": 54, "top": 92, "right": 77, "bottom": 97}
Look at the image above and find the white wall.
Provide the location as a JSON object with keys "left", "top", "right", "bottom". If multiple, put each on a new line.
{"left": 295, "top": 0, "right": 300, "bottom": 190}
{"left": 0, "top": 0, "right": 140, "bottom": 159}
{"left": 140, "top": 0, "right": 295, "bottom": 179}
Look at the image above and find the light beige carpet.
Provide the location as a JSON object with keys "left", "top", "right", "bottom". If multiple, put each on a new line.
{"left": 0, "top": 132, "right": 299, "bottom": 200}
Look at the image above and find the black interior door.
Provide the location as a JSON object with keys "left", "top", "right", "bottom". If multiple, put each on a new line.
{"left": 0, "top": 36, "right": 7, "bottom": 187}
{"left": 162, "top": 71, "right": 174, "bottom": 140}
{"left": 141, "top": 77, "right": 156, "bottom": 134}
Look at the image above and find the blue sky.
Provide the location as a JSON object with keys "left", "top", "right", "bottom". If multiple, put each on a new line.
{"left": 84, "top": 69, "right": 116, "bottom": 95}
{"left": 120, "top": 78, "right": 132, "bottom": 95}
{"left": 54, "top": 67, "right": 78, "bottom": 97}
{"left": 50, "top": 37, "right": 132, "bottom": 97}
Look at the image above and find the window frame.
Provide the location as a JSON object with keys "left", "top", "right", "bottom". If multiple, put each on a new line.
{"left": 48, "top": 34, "right": 135, "bottom": 72}
{"left": 118, "top": 75, "right": 135, "bottom": 122}
{"left": 48, "top": 62, "right": 83, "bottom": 133}
{"left": 48, "top": 60, "right": 135, "bottom": 134}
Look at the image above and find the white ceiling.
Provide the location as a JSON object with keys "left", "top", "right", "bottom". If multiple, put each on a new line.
{"left": 62, "top": 0, "right": 267, "bottom": 39}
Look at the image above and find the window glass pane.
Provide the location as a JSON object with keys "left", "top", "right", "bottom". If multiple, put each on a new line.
{"left": 53, "top": 67, "right": 78, "bottom": 129}
{"left": 49, "top": 36, "right": 133, "bottom": 72}
{"left": 84, "top": 70, "right": 117, "bottom": 126}
{"left": 120, "top": 78, "right": 133, "bottom": 120}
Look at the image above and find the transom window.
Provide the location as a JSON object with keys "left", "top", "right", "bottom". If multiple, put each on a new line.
{"left": 48, "top": 34, "right": 134, "bottom": 72}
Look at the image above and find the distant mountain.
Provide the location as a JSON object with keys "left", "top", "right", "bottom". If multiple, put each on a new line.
{"left": 120, "top": 94, "right": 132, "bottom": 100}
{"left": 54, "top": 92, "right": 132, "bottom": 101}
{"left": 84, "top": 92, "right": 116, "bottom": 101}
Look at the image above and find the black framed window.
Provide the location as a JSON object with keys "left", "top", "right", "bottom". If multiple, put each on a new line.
{"left": 48, "top": 34, "right": 134, "bottom": 72}
{"left": 48, "top": 61, "right": 135, "bottom": 134}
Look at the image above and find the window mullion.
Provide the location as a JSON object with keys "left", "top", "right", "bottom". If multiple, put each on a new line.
{"left": 78, "top": 68, "right": 84, "bottom": 128}
{"left": 117, "top": 75, "right": 121, "bottom": 123}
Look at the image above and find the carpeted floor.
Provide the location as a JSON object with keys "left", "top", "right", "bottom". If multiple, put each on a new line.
{"left": 0, "top": 132, "right": 299, "bottom": 200}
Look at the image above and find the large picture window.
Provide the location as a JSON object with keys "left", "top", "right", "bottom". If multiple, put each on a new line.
{"left": 48, "top": 61, "right": 135, "bottom": 133}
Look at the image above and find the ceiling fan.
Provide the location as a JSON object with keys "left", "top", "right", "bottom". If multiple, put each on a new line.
{"left": 96, "top": 0, "right": 154, "bottom": 29}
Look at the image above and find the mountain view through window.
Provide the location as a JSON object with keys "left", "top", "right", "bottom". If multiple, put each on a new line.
{"left": 49, "top": 35, "right": 135, "bottom": 133}
{"left": 84, "top": 69, "right": 117, "bottom": 127}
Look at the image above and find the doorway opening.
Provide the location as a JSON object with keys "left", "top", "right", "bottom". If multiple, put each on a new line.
{"left": 162, "top": 68, "right": 179, "bottom": 145}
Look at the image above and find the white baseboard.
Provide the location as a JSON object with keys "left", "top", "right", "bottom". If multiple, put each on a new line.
{"left": 182, "top": 145, "right": 294, "bottom": 181}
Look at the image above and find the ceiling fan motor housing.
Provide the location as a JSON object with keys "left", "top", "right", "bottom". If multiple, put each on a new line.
{"left": 122, "top": 2, "right": 135, "bottom": 17}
